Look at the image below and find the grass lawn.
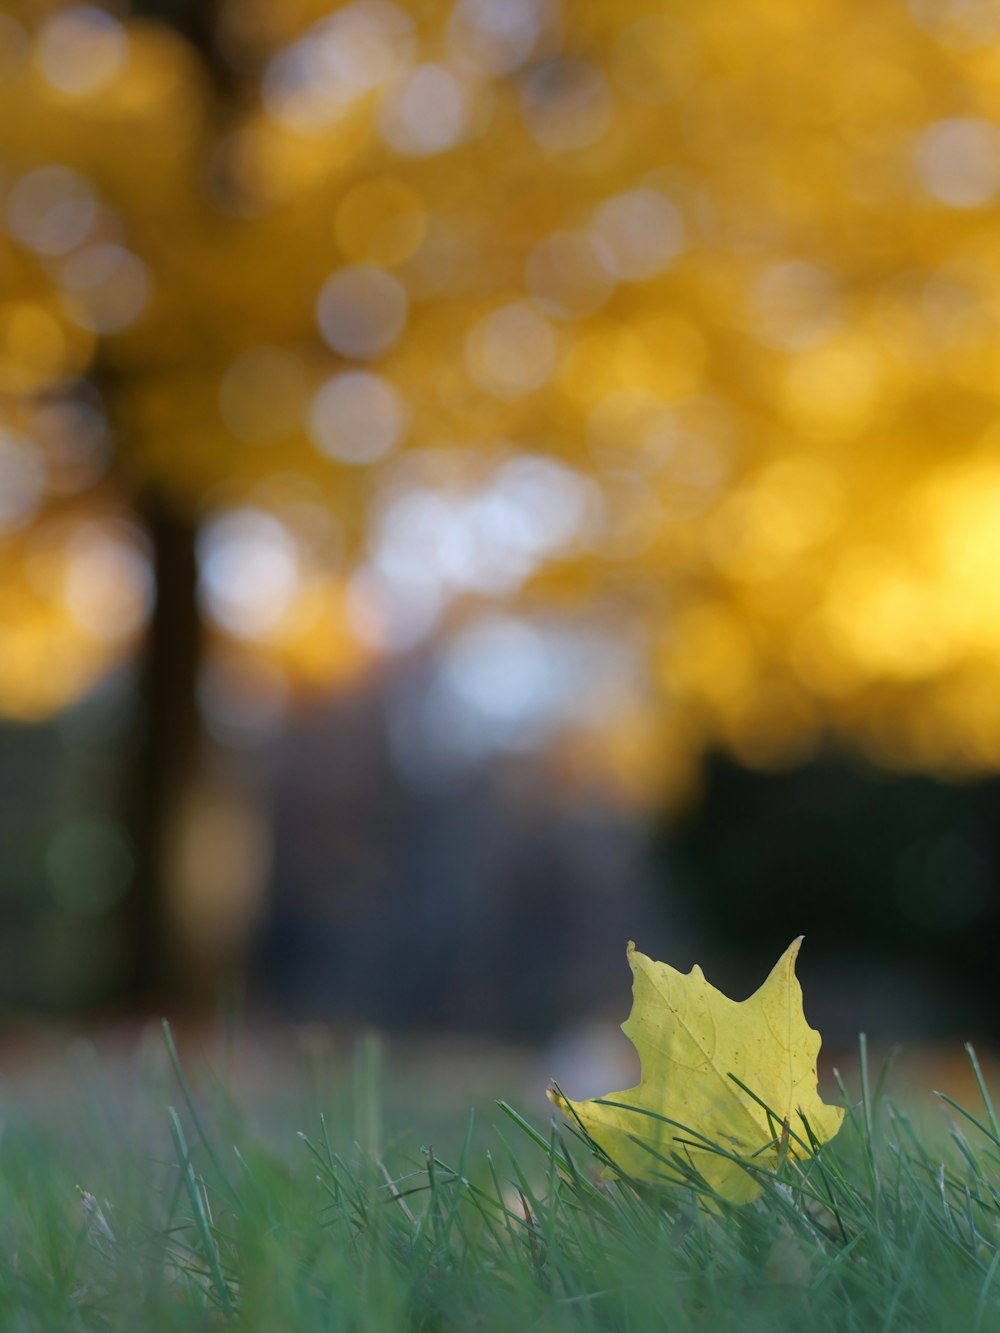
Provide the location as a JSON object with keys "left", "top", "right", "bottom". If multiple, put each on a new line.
{"left": 0, "top": 1025, "right": 995, "bottom": 1331}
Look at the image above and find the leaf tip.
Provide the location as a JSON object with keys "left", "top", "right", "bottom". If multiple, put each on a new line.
{"left": 547, "top": 1085, "right": 569, "bottom": 1113}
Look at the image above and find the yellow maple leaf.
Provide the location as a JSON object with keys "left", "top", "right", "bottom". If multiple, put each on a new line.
{"left": 549, "top": 937, "right": 844, "bottom": 1204}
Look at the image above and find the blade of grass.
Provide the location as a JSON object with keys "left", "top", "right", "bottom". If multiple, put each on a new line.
{"left": 162, "top": 1021, "right": 238, "bottom": 1210}
{"left": 166, "top": 1106, "right": 234, "bottom": 1318}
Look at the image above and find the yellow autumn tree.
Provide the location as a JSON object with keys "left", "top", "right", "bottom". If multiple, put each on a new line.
{"left": 5, "top": 0, "right": 1000, "bottom": 996}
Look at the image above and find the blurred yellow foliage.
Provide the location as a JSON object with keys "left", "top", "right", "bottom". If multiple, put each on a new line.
{"left": 4, "top": 0, "right": 1000, "bottom": 794}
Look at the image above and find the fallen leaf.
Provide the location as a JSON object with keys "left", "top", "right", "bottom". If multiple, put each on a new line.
{"left": 549, "top": 937, "right": 843, "bottom": 1204}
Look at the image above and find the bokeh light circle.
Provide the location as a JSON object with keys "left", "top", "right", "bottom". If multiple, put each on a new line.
{"left": 308, "top": 370, "right": 408, "bottom": 465}
{"left": 465, "top": 302, "right": 557, "bottom": 397}
{"left": 591, "top": 189, "right": 685, "bottom": 281}
{"left": 315, "top": 265, "right": 409, "bottom": 359}
{"left": 36, "top": 6, "right": 128, "bottom": 96}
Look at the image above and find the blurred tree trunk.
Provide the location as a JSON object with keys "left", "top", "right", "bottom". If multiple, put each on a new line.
{"left": 115, "top": 2, "right": 219, "bottom": 1004}
{"left": 124, "top": 489, "right": 202, "bottom": 1000}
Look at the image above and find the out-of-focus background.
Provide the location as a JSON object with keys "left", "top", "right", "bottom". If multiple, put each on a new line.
{"left": 2, "top": 0, "right": 1000, "bottom": 1067}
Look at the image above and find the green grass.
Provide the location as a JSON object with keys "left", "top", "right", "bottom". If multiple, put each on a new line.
{"left": 0, "top": 1027, "right": 997, "bottom": 1331}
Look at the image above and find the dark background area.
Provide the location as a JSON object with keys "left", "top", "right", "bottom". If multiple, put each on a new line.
{"left": 3, "top": 686, "right": 998, "bottom": 1047}
{"left": 664, "top": 753, "right": 1000, "bottom": 1045}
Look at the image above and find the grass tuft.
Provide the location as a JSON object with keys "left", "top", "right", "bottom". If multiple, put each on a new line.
{"left": 0, "top": 1034, "right": 996, "bottom": 1329}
